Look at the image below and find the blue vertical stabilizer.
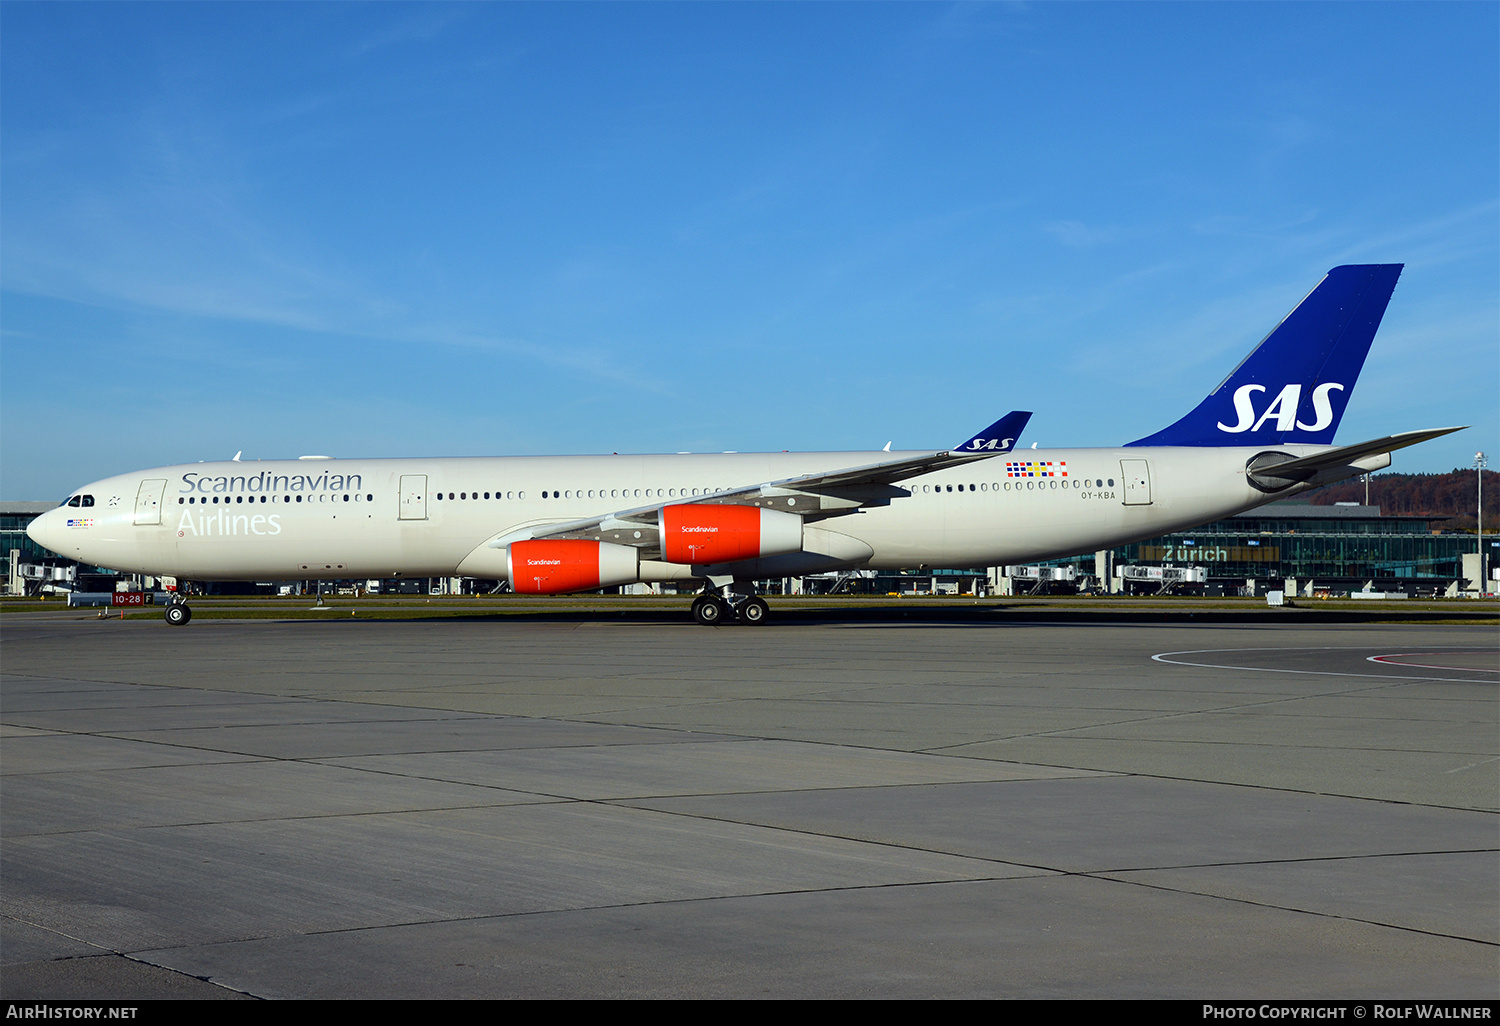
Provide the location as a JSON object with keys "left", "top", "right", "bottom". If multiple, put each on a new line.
{"left": 1127, "top": 264, "right": 1402, "bottom": 447}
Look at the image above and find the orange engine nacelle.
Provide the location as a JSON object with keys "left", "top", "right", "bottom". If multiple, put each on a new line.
{"left": 507, "top": 540, "right": 639, "bottom": 594}
{"left": 659, "top": 504, "right": 803, "bottom": 565}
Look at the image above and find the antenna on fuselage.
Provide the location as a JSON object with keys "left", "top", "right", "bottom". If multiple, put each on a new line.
{"left": 232, "top": 451, "right": 242, "bottom": 462}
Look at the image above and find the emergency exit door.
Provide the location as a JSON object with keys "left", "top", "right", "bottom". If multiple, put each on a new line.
{"left": 399, "top": 475, "right": 428, "bottom": 520}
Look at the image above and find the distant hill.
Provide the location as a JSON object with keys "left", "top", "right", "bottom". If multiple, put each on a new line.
{"left": 1304, "top": 469, "right": 1499, "bottom": 531}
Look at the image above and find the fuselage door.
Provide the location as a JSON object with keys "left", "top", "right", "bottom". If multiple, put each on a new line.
{"left": 1120, "top": 459, "right": 1152, "bottom": 505}
{"left": 399, "top": 475, "right": 428, "bottom": 520}
{"left": 133, "top": 479, "right": 167, "bottom": 525}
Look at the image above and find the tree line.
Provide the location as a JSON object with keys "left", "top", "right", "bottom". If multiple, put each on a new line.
{"left": 1304, "top": 469, "right": 1499, "bottom": 532}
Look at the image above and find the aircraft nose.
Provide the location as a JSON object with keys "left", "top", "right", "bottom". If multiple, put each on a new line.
{"left": 26, "top": 508, "right": 60, "bottom": 555}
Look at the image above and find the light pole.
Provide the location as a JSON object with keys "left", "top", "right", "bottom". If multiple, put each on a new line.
{"left": 1477, "top": 452, "right": 1488, "bottom": 593}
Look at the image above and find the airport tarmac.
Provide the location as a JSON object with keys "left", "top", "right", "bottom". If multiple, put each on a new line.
{"left": 1, "top": 610, "right": 1495, "bottom": 998}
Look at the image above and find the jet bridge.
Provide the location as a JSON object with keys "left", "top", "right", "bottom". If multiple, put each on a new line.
{"left": 1118, "top": 564, "right": 1207, "bottom": 596}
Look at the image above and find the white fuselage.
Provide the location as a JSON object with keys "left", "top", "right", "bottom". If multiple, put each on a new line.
{"left": 27, "top": 444, "right": 1352, "bottom": 583}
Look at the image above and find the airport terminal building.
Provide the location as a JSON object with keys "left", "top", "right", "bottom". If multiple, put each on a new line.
{"left": 1101, "top": 500, "right": 1483, "bottom": 591}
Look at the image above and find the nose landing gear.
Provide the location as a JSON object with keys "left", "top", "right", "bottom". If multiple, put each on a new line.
{"left": 164, "top": 600, "right": 192, "bottom": 626}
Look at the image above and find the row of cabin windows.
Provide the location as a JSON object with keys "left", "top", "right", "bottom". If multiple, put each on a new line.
{"left": 912, "top": 480, "right": 1116, "bottom": 495}
{"left": 436, "top": 491, "right": 526, "bottom": 500}
{"left": 429, "top": 489, "right": 732, "bottom": 504}
{"left": 430, "top": 479, "right": 1117, "bottom": 502}
{"left": 913, "top": 478, "right": 1114, "bottom": 494}
{"left": 178, "top": 494, "right": 374, "bottom": 504}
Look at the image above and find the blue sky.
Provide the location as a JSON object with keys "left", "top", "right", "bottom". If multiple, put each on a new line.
{"left": 3, "top": 2, "right": 1496, "bottom": 499}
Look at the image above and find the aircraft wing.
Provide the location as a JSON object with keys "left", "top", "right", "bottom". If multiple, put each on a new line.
{"left": 1245, "top": 426, "right": 1466, "bottom": 490}
{"left": 491, "top": 411, "right": 1032, "bottom": 553}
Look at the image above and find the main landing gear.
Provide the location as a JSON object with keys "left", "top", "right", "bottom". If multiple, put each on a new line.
{"left": 164, "top": 599, "right": 192, "bottom": 626}
{"left": 690, "top": 587, "right": 770, "bottom": 626}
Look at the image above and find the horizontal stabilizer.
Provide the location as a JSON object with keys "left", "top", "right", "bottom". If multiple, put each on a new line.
{"left": 1245, "top": 426, "right": 1465, "bottom": 491}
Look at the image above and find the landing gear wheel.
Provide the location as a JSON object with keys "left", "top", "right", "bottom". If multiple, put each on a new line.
{"left": 164, "top": 603, "right": 192, "bottom": 626}
{"left": 737, "top": 596, "right": 769, "bottom": 625}
{"left": 691, "top": 594, "right": 729, "bottom": 626}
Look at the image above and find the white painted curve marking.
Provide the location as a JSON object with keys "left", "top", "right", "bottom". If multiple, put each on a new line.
{"left": 1151, "top": 647, "right": 1493, "bottom": 684}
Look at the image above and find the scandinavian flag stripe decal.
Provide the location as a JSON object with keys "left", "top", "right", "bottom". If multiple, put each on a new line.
{"left": 1005, "top": 461, "right": 1067, "bottom": 478}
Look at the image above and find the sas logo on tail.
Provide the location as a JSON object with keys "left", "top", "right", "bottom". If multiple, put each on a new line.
{"left": 963, "top": 437, "right": 1016, "bottom": 452}
{"left": 1216, "top": 383, "right": 1344, "bottom": 434}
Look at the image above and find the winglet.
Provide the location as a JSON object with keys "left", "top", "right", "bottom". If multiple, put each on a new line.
{"left": 954, "top": 411, "right": 1032, "bottom": 455}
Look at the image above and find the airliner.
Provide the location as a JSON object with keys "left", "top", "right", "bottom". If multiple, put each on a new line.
{"left": 27, "top": 263, "right": 1460, "bottom": 626}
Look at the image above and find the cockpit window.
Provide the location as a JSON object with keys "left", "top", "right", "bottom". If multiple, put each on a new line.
{"left": 66, "top": 496, "right": 81, "bottom": 507}
{"left": 80, "top": 495, "right": 94, "bottom": 507}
